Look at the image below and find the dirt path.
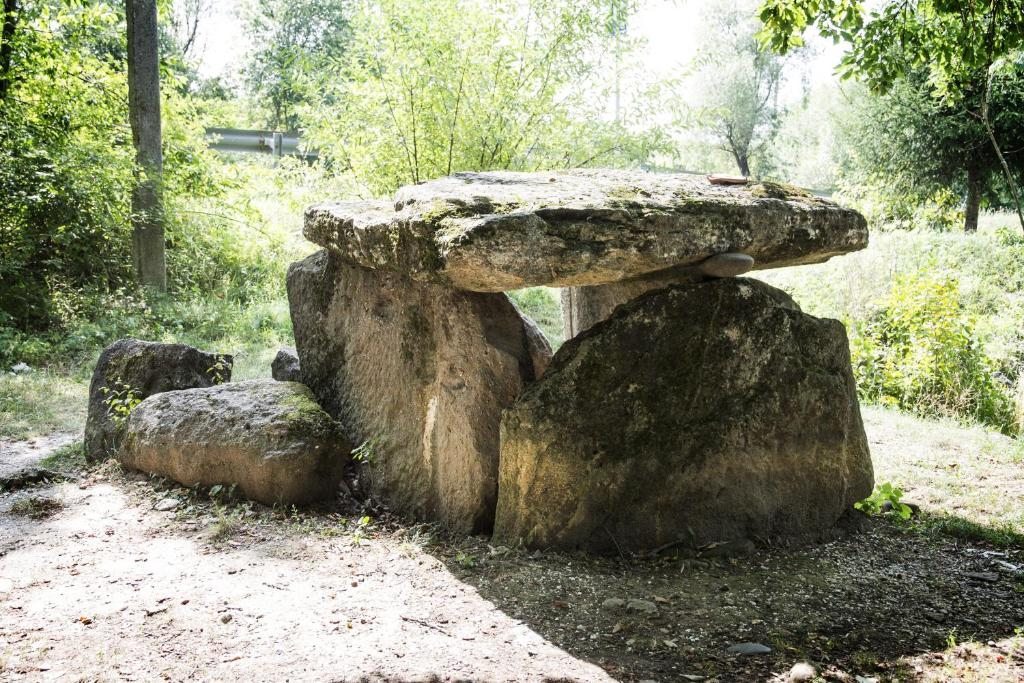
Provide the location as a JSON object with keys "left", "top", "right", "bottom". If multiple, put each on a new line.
{"left": 2, "top": 411, "right": 1024, "bottom": 682}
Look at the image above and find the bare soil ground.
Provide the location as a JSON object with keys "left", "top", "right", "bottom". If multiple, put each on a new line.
{"left": 2, "top": 408, "right": 1023, "bottom": 682}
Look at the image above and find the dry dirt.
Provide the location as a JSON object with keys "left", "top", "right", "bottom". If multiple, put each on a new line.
{"left": 1, "top": 410, "right": 1023, "bottom": 683}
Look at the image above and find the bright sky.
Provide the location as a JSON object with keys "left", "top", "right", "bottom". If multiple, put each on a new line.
{"left": 190, "top": 0, "right": 844, "bottom": 92}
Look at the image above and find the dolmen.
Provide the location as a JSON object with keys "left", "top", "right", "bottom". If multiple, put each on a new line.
{"left": 290, "top": 169, "right": 875, "bottom": 550}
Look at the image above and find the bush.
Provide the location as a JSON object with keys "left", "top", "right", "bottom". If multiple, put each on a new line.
{"left": 850, "top": 270, "right": 1015, "bottom": 433}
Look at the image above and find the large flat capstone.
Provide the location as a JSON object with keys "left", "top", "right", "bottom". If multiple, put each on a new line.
{"left": 493, "top": 278, "right": 874, "bottom": 553}
{"left": 305, "top": 170, "right": 867, "bottom": 292}
{"left": 287, "top": 249, "right": 551, "bottom": 534}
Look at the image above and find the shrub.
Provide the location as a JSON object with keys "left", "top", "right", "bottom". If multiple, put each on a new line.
{"left": 850, "top": 270, "right": 1015, "bottom": 433}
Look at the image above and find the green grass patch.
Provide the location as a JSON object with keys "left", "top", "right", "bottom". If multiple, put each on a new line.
{"left": 509, "top": 287, "right": 563, "bottom": 349}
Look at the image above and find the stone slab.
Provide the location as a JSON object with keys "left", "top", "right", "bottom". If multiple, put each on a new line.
{"left": 305, "top": 170, "right": 868, "bottom": 292}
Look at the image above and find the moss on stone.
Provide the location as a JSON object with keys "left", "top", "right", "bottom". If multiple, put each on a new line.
{"left": 750, "top": 181, "right": 813, "bottom": 200}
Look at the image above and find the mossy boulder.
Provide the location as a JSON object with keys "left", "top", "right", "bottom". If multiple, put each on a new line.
{"left": 119, "top": 379, "right": 347, "bottom": 505}
{"left": 493, "top": 278, "right": 874, "bottom": 553}
{"left": 84, "top": 339, "right": 232, "bottom": 463}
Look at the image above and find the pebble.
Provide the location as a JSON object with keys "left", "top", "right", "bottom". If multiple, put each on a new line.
{"left": 789, "top": 662, "right": 815, "bottom": 681}
{"left": 697, "top": 252, "right": 755, "bottom": 278}
{"left": 625, "top": 599, "right": 659, "bottom": 615}
{"left": 220, "top": 614, "right": 233, "bottom": 623}
{"left": 727, "top": 642, "right": 772, "bottom": 655}
{"left": 154, "top": 498, "right": 179, "bottom": 512}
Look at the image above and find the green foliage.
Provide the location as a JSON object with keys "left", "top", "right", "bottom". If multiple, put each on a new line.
{"left": 304, "top": 0, "right": 662, "bottom": 195}
{"left": 351, "top": 438, "right": 379, "bottom": 465}
{"left": 855, "top": 482, "right": 911, "bottom": 520}
{"left": 832, "top": 72, "right": 1024, "bottom": 230}
{"left": 850, "top": 270, "right": 1015, "bottom": 433}
{"left": 240, "top": 0, "right": 351, "bottom": 130}
{"left": 683, "top": 0, "right": 798, "bottom": 177}
{"left": 100, "top": 380, "right": 143, "bottom": 426}
{"left": 508, "top": 287, "right": 564, "bottom": 348}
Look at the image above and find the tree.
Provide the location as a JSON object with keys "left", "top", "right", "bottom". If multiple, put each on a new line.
{"left": 758, "top": 0, "right": 1024, "bottom": 230}
{"left": 127, "top": 0, "right": 166, "bottom": 292}
{"left": 240, "top": 0, "right": 351, "bottom": 131}
{"left": 304, "top": 0, "right": 660, "bottom": 195}
{"left": 688, "top": 0, "right": 796, "bottom": 177}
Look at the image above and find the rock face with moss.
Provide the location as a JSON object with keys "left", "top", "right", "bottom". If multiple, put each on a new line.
{"left": 119, "top": 379, "right": 347, "bottom": 505}
{"left": 304, "top": 170, "right": 867, "bottom": 292}
{"left": 84, "top": 339, "right": 233, "bottom": 463}
{"left": 287, "top": 249, "right": 551, "bottom": 533}
{"left": 493, "top": 279, "right": 874, "bottom": 553}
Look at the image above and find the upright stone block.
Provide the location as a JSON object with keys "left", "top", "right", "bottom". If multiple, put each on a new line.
{"left": 287, "top": 250, "right": 550, "bottom": 533}
{"left": 494, "top": 278, "right": 874, "bottom": 553}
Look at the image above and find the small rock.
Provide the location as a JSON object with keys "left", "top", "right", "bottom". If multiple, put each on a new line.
{"left": 11, "top": 362, "right": 32, "bottom": 374}
{"left": 697, "top": 252, "right": 755, "bottom": 278}
{"left": 220, "top": 613, "right": 233, "bottom": 623}
{"left": 789, "top": 662, "right": 816, "bottom": 681}
{"left": 601, "top": 598, "right": 626, "bottom": 610}
{"left": 625, "top": 599, "right": 659, "bottom": 615}
{"left": 271, "top": 347, "right": 302, "bottom": 382}
{"left": 727, "top": 642, "right": 772, "bottom": 656}
{"left": 964, "top": 571, "right": 1000, "bottom": 583}
{"left": 154, "top": 498, "right": 179, "bottom": 512}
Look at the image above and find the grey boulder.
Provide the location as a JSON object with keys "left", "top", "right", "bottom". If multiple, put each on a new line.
{"left": 493, "top": 278, "right": 873, "bottom": 553}
{"left": 272, "top": 347, "right": 302, "bottom": 382}
{"left": 84, "top": 339, "right": 232, "bottom": 463}
{"left": 119, "top": 379, "right": 348, "bottom": 506}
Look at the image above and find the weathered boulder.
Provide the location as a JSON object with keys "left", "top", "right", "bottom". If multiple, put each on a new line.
{"left": 119, "top": 379, "right": 347, "bottom": 505}
{"left": 84, "top": 339, "right": 232, "bottom": 463}
{"left": 305, "top": 170, "right": 867, "bottom": 292}
{"left": 493, "top": 278, "right": 873, "bottom": 553}
{"left": 272, "top": 347, "right": 302, "bottom": 382}
{"left": 287, "top": 249, "right": 550, "bottom": 533}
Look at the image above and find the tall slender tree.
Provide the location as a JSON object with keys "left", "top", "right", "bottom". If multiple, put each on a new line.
{"left": 126, "top": 0, "right": 165, "bottom": 292}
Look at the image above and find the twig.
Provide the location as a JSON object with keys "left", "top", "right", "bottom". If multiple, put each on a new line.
{"left": 401, "top": 615, "right": 452, "bottom": 637}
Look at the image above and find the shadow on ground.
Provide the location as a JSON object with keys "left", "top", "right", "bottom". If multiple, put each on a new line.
{"left": 433, "top": 518, "right": 1024, "bottom": 681}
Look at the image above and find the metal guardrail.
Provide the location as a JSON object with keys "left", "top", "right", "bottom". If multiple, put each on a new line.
{"left": 204, "top": 127, "right": 318, "bottom": 160}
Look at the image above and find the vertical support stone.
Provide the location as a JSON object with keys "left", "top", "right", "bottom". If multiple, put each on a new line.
{"left": 287, "top": 250, "right": 551, "bottom": 533}
{"left": 560, "top": 272, "right": 702, "bottom": 340}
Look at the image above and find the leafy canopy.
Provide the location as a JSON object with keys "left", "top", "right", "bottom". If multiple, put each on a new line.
{"left": 758, "top": 0, "right": 1024, "bottom": 98}
{"left": 303, "top": 0, "right": 662, "bottom": 195}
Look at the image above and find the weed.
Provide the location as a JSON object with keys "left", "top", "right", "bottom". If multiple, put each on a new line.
{"left": 352, "top": 438, "right": 379, "bottom": 466}
{"left": 856, "top": 482, "right": 912, "bottom": 519}
{"left": 38, "top": 442, "right": 86, "bottom": 472}
{"left": 10, "top": 495, "right": 64, "bottom": 519}
{"left": 454, "top": 551, "right": 478, "bottom": 569}
{"left": 100, "top": 380, "right": 142, "bottom": 426}
{"left": 208, "top": 505, "right": 243, "bottom": 542}
{"left": 350, "top": 515, "right": 372, "bottom": 546}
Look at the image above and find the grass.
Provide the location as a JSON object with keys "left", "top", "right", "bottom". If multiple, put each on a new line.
{"left": 38, "top": 442, "right": 87, "bottom": 472}
{"left": 0, "top": 369, "right": 90, "bottom": 440}
{"left": 862, "top": 405, "right": 1024, "bottom": 546}
{"left": 10, "top": 495, "right": 64, "bottom": 519}
{"left": 509, "top": 286, "right": 564, "bottom": 349}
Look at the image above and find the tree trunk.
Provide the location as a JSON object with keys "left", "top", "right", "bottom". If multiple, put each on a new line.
{"left": 0, "top": 0, "right": 18, "bottom": 102}
{"left": 734, "top": 152, "right": 751, "bottom": 177}
{"left": 964, "top": 162, "right": 982, "bottom": 233}
{"left": 126, "top": 0, "right": 166, "bottom": 293}
{"left": 981, "top": 70, "right": 1024, "bottom": 233}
